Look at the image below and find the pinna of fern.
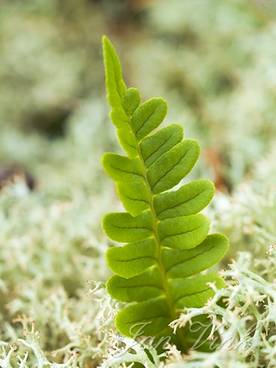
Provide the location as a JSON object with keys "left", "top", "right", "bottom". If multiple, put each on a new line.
{"left": 101, "top": 35, "right": 229, "bottom": 351}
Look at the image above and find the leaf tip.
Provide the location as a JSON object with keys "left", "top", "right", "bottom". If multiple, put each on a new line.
{"left": 102, "top": 34, "right": 110, "bottom": 48}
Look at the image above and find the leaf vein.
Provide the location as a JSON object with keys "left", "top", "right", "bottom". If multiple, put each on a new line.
{"left": 110, "top": 164, "right": 143, "bottom": 179}
{"left": 157, "top": 190, "right": 208, "bottom": 217}
{"left": 160, "top": 225, "right": 202, "bottom": 242}
{"left": 122, "top": 194, "right": 149, "bottom": 204}
{"left": 111, "top": 256, "right": 155, "bottom": 263}
{"left": 166, "top": 245, "right": 215, "bottom": 273}
{"left": 110, "top": 224, "right": 152, "bottom": 231}
{"left": 174, "top": 287, "right": 211, "bottom": 304}
{"left": 151, "top": 149, "right": 189, "bottom": 191}
{"left": 144, "top": 131, "right": 174, "bottom": 164}
{"left": 135, "top": 109, "right": 156, "bottom": 136}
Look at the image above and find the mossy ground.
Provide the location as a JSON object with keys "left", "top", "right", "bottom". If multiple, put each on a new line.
{"left": 0, "top": 1, "right": 275, "bottom": 366}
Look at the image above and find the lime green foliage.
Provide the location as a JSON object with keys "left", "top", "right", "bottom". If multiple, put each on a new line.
{"left": 102, "top": 36, "right": 229, "bottom": 347}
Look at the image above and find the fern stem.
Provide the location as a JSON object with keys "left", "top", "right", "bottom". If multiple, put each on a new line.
{"left": 135, "top": 141, "right": 188, "bottom": 351}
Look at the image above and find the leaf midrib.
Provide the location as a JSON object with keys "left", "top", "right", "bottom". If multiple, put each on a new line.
{"left": 109, "top": 163, "right": 143, "bottom": 179}
{"left": 123, "top": 113, "right": 188, "bottom": 347}
{"left": 151, "top": 147, "right": 190, "bottom": 191}
{"left": 143, "top": 128, "right": 174, "bottom": 165}
{"left": 160, "top": 225, "right": 203, "bottom": 243}
{"left": 134, "top": 106, "right": 157, "bottom": 136}
{"left": 165, "top": 244, "right": 215, "bottom": 274}
{"left": 173, "top": 287, "right": 211, "bottom": 304}
{"left": 156, "top": 189, "right": 209, "bottom": 217}
{"left": 112, "top": 255, "right": 155, "bottom": 263}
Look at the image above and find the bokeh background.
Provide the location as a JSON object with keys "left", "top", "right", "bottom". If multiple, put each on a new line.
{"left": 0, "top": 1, "right": 275, "bottom": 367}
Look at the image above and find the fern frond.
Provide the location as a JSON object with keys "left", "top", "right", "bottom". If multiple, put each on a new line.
{"left": 102, "top": 35, "right": 229, "bottom": 351}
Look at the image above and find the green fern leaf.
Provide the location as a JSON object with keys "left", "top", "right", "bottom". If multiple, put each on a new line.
{"left": 102, "top": 35, "right": 229, "bottom": 351}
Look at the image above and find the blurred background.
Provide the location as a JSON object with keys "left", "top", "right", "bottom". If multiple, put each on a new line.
{"left": 0, "top": 0, "right": 275, "bottom": 366}
{"left": 1, "top": 0, "right": 276, "bottom": 192}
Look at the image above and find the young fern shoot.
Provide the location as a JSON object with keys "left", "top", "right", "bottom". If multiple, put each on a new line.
{"left": 102, "top": 36, "right": 229, "bottom": 351}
